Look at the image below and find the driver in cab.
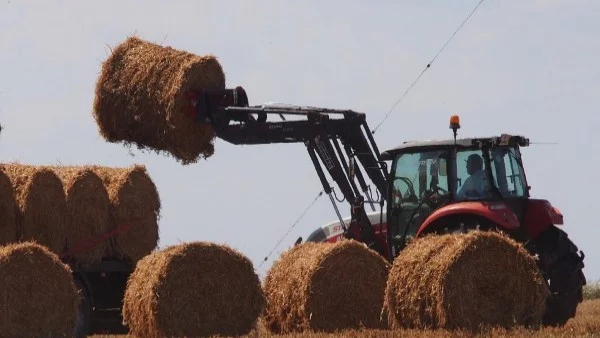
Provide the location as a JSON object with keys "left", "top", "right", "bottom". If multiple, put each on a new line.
{"left": 457, "top": 154, "right": 489, "bottom": 199}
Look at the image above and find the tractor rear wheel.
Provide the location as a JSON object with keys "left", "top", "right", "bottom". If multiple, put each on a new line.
{"left": 528, "top": 225, "right": 586, "bottom": 327}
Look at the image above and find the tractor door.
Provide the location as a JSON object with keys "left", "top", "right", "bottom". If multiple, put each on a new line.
{"left": 388, "top": 149, "right": 451, "bottom": 252}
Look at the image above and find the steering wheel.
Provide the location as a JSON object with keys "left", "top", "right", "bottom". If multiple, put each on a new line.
{"left": 392, "top": 176, "right": 417, "bottom": 202}
{"left": 421, "top": 183, "right": 449, "bottom": 207}
{"left": 431, "top": 184, "right": 448, "bottom": 194}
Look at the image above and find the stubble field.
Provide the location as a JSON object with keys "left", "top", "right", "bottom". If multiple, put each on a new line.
{"left": 92, "top": 292, "right": 600, "bottom": 338}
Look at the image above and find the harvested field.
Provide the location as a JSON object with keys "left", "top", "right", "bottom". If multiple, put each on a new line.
{"left": 583, "top": 281, "right": 600, "bottom": 300}
{"left": 0, "top": 168, "right": 17, "bottom": 245}
{"left": 122, "top": 241, "right": 265, "bottom": 338}
{"left": 262, "top": 240, "right": 390, "bottom": 334}
{"left": 50, "top": 166, "right": 111, "bottom": 264}
{"left": 93, "top": 36, "right": 225, "bottom": 164}
{"left": 0, "top": 163, "right": 67, "bottom": 253}
{"left": 91, "top": 299, "right": 600, "bottom": 337}
{"left": 91, "top": 165, "right": 160, "bottom": 263}
{"left": 0, "top": 242, "right": 78, "bottom": 337}
{"left": 384, "top": 231, "right": 548, "bottom": 331}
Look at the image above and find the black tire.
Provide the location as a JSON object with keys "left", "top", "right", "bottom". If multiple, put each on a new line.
{"left": 73, "top": 278, "right": 92, "bottom": 338}
{"left": 529, "top": 225, "right": 586, "bottom": 327}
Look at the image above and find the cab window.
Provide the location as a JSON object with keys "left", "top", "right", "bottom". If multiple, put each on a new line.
{"left": 392, "top": 150, "right": 449, "bottom": 206}
{"left": 490, "top": 147, "right": 527, "bottom": 197}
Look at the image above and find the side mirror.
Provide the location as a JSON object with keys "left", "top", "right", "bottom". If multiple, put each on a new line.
{"left": 349, "top": 156, "right": 356, "bottom": 181}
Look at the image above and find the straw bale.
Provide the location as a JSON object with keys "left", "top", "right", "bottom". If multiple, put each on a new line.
{"left": 0, "top": 168, "right": 17, "bottom": 245}
{"left": 0, "top": 241, "right": 78, "bottom": 337}
{"left": 50, "top": 166, "right": 111, "bottom": 264}
{"left": 122, "top": 241, "right": 265, "bottom": 338}
{"left": 0, "top": 163, "right": 67, "bottom": 253}
{"left": 91, "top": 165, "right": 160, "bottom": 263}
{"left": 93, "top": 36, "right": 225, "bottom": 164}
{"left": 384, "top": 231, "right": 549, "bottom": 331}
{"left": 262, "top": 239, "right": 391, "bottom": 334}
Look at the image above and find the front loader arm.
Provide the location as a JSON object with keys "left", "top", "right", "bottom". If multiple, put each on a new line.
{"left": 188, "top": 87, "right": 389, "bottom": 257}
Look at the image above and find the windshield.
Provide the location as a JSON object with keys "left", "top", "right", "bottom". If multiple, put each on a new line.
{"left": 389, "top": 149, "right": 451, "bottom": 242}
{"left": 455, "top": 146, "right": 527, "bottom": 200}
{"left": 391, "top": 150, "right": 450, "bottom": 207}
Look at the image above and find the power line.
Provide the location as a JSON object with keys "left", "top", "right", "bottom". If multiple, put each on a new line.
{"left": 258, "top": 189, "right": 325, "bottom": 268}
{"left": 372, "top": 0, "right": 487, "bottom": 134}
{"left": 258, "top": 1, "right": 488, "bottom": 268}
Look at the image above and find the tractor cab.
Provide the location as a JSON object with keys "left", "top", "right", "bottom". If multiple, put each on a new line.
{"left": 381, "top": 117, "right": 532, "bottom": 250}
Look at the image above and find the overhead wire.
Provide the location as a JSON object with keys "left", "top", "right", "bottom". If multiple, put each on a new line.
{"left": 372, "top": 0, "right": 487, "bottom": 134}
{"left": 258, "top": 189, "right": 325, "bottom": 268}
{"left": 258, "top": 0, "right": 487, "bottom": 268}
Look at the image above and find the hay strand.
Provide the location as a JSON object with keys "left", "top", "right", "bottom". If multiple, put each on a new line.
{"left": 384, "top": 231, "right": 549, "bottom": 331}
{"left": 91, "top": 165, "right": 160, "bottom": 263}
{"left": 0, "top": 168, "right": 17, "bottom": 245}
{"left": 122, "top": 241, "right": 265, "bottom": 338}
{"left": 50, "top": 166, "right": 112, "bottom": 264}
{"left": 93, "top": 36, "right": 225, "bottom": 164}
{"left": 262, "top": 239, "right": 391, "bottom": 334}
{"left": 0, "top": 163, "right": 67, "bottom": 253}
{"left": 0, "top": 241, "right": 78, "bottom": 337}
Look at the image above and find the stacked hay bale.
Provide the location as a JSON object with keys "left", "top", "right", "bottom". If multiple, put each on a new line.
{"left": 122, "top": 241, "right": 265, "bottom": 338}
{"left": 50, "top": 166, "right": 112, "bottom": 264}
{"left": 0, "top": 168, "right": 17, "bottom": 245}
{"left": 92, "top": 165, "right": 160, "bottom": 263}
{"left": 262, "top": 239, "right": 391, "bottom": 334}
{"left": 0, "top": 241, "right": 78, "bottom": 337}
{"left": 384, "top": 230, "right": 549, "bottom": 331}
{"left": 0, "top": 164, "right": 67, "bottom": 253}
{"left": 93, "top": 36, "right": 225, "bottom": 164}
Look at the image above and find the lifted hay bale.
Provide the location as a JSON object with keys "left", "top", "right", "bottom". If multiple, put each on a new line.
{"left": 0, "top": 241, "right": 78, "bottom": 337}
{"left": 262, "top": 239, "right": 391, "bottom": 334}
{"left": 384, "top": 231, "right": 549, "bottom": 331}
{"left": 0, "top": 164, "right": 67, "bottom": 253}
{"left": 0, "top": 168, "right": 17, "bottom": 245}
{"left": 92, "top": 165, "right": 160, "bottom": 263}
{"left": 122, "top": 241, "right": 265, "bottom": 338}
{"left": 93, "top": 36, "right": 225, "bottom": 164}
{"left": 50, "top": 166, "right": 111, "bottom": 264}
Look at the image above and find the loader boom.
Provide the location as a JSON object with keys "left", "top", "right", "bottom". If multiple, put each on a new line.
{"left": 188, "top": 87, "right": 391, "bottom": 258}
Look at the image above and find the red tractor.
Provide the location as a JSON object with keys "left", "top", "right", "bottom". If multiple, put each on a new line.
{"left": 190, "top": 87, "right": 586, "bottom": 327}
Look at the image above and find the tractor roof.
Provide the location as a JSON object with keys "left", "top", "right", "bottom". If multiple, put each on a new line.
{"left": 381, "top": 134, "right": 529, "bottom": 161}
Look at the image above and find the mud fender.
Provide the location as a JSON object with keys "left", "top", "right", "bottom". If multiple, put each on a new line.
{"left": 417, "top": 201, "right": 520, "bottom": 236}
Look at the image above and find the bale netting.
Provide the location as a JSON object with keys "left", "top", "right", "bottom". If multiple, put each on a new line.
{"left": 122, "top": 241, "right": 265, "bottom": 338}
{"left": 0, "top": 168, "right": 17, "bottom": 245}
{"left": 93, "top": 35, "right": 226, "bottom": 164}
{"left": 0, "top": 163, "right": 67, "bottom": 253}
{"left": 91, "top": 165, "right": 160, "bottom": 263}
{"left": 0, "top": 241, "right": 78, "bottom": 337}
{"left": 50, "top": 166, "right": 112, "bottom": 264}
{"left": 384, "top": 230, "right": 549, "bottom": 331}
{"left": 262, "top": 239, "right": 391, "bottom": 334}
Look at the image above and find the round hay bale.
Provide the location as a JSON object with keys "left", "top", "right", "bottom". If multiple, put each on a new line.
{"left": 0, "top": 241, "right": 78, "bottom": 337}
{"left": 93, "top": 36, "right": 225, "bottom": 164}
{"left": 50, "top": 166, "right": 112, "bottom": 264}
{"left": 384, "top": 230, "right": 549, "bottom": 331}
{"left": 0, "top": 168, "right": 17, "bottom": 245}
{"left": 91, "top": 165, "right": 160, "bottom": 263}
{"left": 0, "top": 164, "right": 67, "bottom": 253}
{"left": 262, "top": 239, "right": 391, "bottom": 334}
{"left": 122, "top": 241, "right": 265, "bottom": 338}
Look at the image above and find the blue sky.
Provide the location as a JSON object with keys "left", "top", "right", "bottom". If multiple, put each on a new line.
{"left": 1, "top": 0, "right": 598, "bottom": 280}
